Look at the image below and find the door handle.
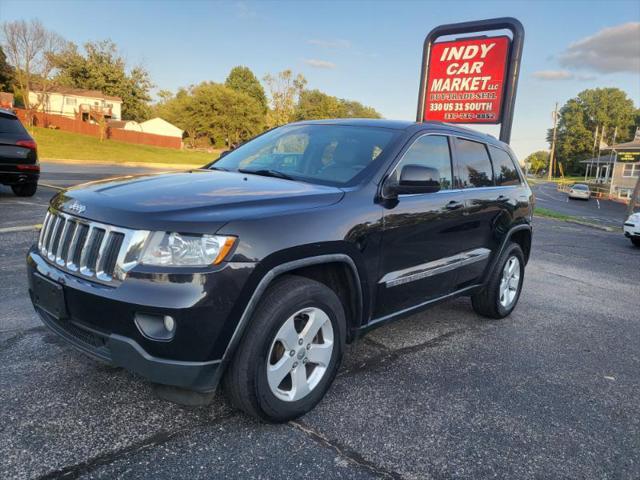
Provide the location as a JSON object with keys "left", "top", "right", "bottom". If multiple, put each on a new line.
{"left": 496, "top": 195, "right": 509, "bottom": 202}
{"left": 445, "top": 200, "right": 464, "bottom": 210}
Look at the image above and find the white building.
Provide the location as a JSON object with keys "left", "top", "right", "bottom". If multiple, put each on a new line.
{"left": 135, "top": 117, "right": 183, "bottom": 138}
{"left": 28, "top": 87, "right": 122, "bottom": 121}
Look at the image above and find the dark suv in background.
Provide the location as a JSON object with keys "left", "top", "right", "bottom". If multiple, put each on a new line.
{"left": 27, "top": 119, "right": 533, "bottom": 422}
{"left": 0, "top": 108, "right": 39, "bottom": 197}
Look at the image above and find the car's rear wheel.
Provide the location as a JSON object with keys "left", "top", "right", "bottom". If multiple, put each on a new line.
{"left": 471, "top": 242, "right": 525, "bottom": 319}
{"left": 11, "top": 182, "right": 37, "bottom": 197}
{"left": 223, "top": 274, "right": 346, "bottom": 422}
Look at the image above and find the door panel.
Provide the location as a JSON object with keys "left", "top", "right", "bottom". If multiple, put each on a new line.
{"left": 375, "top": 134, "right": 462, "bottom": 319}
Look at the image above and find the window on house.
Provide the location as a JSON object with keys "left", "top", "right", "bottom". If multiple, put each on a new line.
{"left": 622, "top": 163, "right": 639, "bottom": 178}
{"left": 65, "top": 97, "right": 77, "bottom": 106}
{"left": 618, "top": 188, "right": 633, "bottom": 200}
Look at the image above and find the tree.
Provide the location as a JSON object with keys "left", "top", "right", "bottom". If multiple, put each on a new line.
{"left": 295, "top": 89, "right": 344, "bottom": 120}
{"left": 548, "top": 88, "right": 637, "bottom": 174}
{"left": 225, "top": 66, "right": 267, "bottom": 113}
{"left": 53, "top": 40, "right": 153, "bottom": 121}
{"left": 295, "top": 89, "right": 382, "bottom": 121}
{"left": 1, "top": 19, "right": 67, "bottom": 123}
{"left": 524, "top": 150, "right": 549, "bottom": 174}
{"left": 155, "top": 82, "right": 264, "bottom": 148}
{"left": 338, "top": 99, "right": 381, "bottom": 119}
{"left": 263, "top": 70, "right": 306, "bottom": 127}
{"left": 0, "top": 46, "right": 14, "bottom": 91}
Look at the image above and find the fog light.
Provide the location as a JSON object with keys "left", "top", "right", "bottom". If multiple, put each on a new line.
{"left": 163, "top": 315, "right": 175, "bottom": 332}
{"left": 135, "top": 313, "right": 176, "bottom": 341}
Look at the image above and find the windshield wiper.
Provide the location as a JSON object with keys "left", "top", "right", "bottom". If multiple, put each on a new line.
{"left": 238, "top": 168, "right": 295, "bottom": 180}
{"left": 209, "top": 166, "right": 231, "bottom": 172}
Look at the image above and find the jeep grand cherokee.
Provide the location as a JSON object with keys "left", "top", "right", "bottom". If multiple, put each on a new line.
{"left": 27, "top": 119, "right": 533, "bottom": 422}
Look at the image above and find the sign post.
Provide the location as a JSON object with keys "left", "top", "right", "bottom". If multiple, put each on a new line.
{"left": 417, "top": 17, "right": 524, "bottom": 144}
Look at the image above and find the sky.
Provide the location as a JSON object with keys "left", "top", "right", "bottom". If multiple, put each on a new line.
{"left": 1, "top": 0, "right": 639, "bottom": 159}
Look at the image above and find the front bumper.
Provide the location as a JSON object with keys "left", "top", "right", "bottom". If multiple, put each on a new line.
{"left": 624, "top": 222, "right": 639, "bottom": 238}
{"left": 27, "top": 247, "right": 255, "bottom": 392}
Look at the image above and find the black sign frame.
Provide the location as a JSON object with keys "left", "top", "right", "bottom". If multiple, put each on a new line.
{"left": 417, "top": 17, "right": 525, "bottom": 144}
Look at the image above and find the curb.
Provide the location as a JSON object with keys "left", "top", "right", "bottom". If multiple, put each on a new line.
{"left": 535, "top": 214, "right": 617, "bottom": 232}
{"left": 41, "top": 158, "right": 205, "bottom": 170}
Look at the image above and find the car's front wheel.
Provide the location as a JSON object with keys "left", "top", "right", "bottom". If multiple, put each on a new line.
{"left": 224, "top": 275, "right": 346, "bottom": 422}
{"left": 632, "top": 237, "right": 640, "bottom": 248}
{"left": 11, "top": 182, "right": 37, "bottom": 197}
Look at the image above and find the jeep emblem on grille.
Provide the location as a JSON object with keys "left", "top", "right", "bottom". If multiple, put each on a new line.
{"left": 66, "top": 200, "right": 86, "bottom": 214}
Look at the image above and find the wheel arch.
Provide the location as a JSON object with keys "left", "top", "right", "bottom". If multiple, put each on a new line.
{"left": 484, "top": 224, "right": 532, "bottom": 284}
{"left": 220, "top": 253, "right": 365, "bottom": 369}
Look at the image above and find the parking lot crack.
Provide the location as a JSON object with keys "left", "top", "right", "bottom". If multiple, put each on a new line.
{"left": 34, "top": 412, "right": 236, "bottom": 480}
{"left": 340, "top": 328, "right": 468, "bottom": 378}
{"left": 289, "top": 420, "right": 405, "bottom": 479}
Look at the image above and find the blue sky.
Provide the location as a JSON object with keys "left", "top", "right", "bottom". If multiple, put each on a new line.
{"left": 1, "top": 0, "right": 639, "bottom": 158}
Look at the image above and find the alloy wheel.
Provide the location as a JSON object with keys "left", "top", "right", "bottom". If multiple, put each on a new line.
{"left": 499, "top": 256, "right": 521, "bottom": 308}
{"left": 266, "top": 307, "right": 334, "bottom": 402}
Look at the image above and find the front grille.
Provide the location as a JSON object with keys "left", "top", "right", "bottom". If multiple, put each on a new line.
{"left": 38, "top": 209, "right": 146, "bottom": 285}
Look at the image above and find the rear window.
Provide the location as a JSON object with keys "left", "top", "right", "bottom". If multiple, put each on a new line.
{"left": 573, "top": 184, "right": 588, "bottom": 190}
{"left": 488, "top": 145, "right": 521, "bottom": 186}
{"left": 0, "top": 114, "right": 28, "bottom": 135}
{"left": 455, "top": 138, "right": 494, "bottom": 188}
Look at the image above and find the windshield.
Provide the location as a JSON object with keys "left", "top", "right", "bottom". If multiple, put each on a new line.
{"left": 210, "top": 124, "right": 398, "bottom": 187}
{"left": 572, "top": 184, "right": 588, "bottom": 190}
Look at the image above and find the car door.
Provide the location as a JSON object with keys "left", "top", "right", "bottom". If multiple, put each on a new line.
{"left": 374, "top": 134, "right": 465, "bottom": 319}
{"left": 450, "top": 137, "right": 499, "bottom": 289}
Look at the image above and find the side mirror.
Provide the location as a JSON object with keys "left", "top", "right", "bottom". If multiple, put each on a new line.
{"left": 388, "top": 164, "right": 441, "bottom": 195}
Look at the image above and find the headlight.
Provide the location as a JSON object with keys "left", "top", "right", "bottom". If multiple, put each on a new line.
{"left": 140, "top": 232, "right": 236, "bottom": 266}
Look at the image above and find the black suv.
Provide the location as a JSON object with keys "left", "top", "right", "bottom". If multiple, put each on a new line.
{"left": 27, "top": 119, "right": 533, "bottom": 422}
{"left": 0, "top": 109, "right": 39, "bottom": 197}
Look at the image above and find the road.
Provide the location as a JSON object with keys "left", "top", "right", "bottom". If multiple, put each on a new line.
{"left": 531, "top": 181, "right": 629, "bottom": 228}
{"left": 1, "top": 164, "right": 639, "bottom": 479}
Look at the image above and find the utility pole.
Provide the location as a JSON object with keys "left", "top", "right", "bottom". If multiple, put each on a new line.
{"left": 548, "top": 103, "right": 559, "bottom": 181}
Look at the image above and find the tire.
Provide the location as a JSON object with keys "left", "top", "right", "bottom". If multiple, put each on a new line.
{"left": 11, "top": 182, "right": 37, "bottom": 197}
{"left": 471, "top": 242, "right": 525, "bottom": 319}
{"left": 632, "top": 237, "right": 640, "bottom": 248}
{"left": 223, "top": 274, "right": 346, "bottom": 422}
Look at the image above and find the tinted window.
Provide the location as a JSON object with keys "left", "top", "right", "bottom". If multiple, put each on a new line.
{"left": 213, "top": 125, "right": 397, "bottom": 187}
{"left": 391, "top": 135, "right": 453, "bottom": 189}
{"left": 455, "top": 139, "right": 494, "bottom": 188}
{"left": 489, "top": 145, "right": 521, "bottom": 186}
{"left": 572, "top": 184, "right": 588, "bottom": 191}
{"left": 0, "top": 114, "right": 28, "bottom": 135}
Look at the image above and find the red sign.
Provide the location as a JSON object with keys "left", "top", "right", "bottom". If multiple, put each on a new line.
{"left": 423, "top": 36, "right": 510, "bottom": 123}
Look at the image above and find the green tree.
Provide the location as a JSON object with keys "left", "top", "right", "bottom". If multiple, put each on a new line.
{"left": 225, "top": 66, "right": 267, "bottom": 113}
{"left": 53, "top": 40, "right": 153, "bottom": 121}
{"left": 548, "top": 88, "right": 637, "bottom": 174}
{"left": 338, "top": 99, "right": 381, "bottom": 118}
{"left": 524, "top": 150, "right": 549, "bottom": 174}
{"left": 155, "top": 82, "right": 264, "bottom": 148}
{"left": 295, "top": 89, "right": 382, "bottom": 121}
{"left": 295, "top": 89, "right": 344, "bottom": 120}
{"left": 0, "top": 46, "right": 14, "bottom": 92}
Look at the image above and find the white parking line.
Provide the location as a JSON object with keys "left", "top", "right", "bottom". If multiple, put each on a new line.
{"left": 40, "top": 183, "right": 64, "bottom": 190}
{"left": 5, "top": 200, "right": 50, "bottom": 208}
{"left": 0, "top": 224, "right": 42, "bottom": 234}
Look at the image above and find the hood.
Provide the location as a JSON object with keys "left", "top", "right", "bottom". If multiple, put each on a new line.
{"left": 51, "top": 170, "right": 344, "bottom": 233}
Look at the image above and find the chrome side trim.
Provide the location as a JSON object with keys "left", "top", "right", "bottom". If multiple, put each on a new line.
{"left": 379, "top": 247, "right": 491, "bottom": 288}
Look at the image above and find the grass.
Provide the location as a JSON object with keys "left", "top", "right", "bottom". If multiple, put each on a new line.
{"left": 534, "top": 207, "right": 575, "bottom": 221}
{"left": 30, "top": 127, "right": 220, "bottom": 166}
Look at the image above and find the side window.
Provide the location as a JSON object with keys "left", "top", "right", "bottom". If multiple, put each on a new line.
{"left": 489, "top": 145, "right": 521, "bottom": 186}
{"left": 393, "top": 135, "right": 453, "bottom": 190}
{"left": 455, "top": 138, "right": 494, "bottom": 188}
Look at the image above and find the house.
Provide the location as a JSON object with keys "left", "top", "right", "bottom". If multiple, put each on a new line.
{"left": 0, "top": 92, "right": 14, "bottom": 109}
{"left": 28, "top": 86, "right": 122, "bottom": 121}
{"left": 135, "top": 117, "right": 183, "bottom": 138}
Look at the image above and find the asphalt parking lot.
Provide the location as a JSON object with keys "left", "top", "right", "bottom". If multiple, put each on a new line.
{"left": 1, "top": 164, "right": 639, "bottom": 479}
{"left": 531, "top": 181, "right": 629, "bottom": 228}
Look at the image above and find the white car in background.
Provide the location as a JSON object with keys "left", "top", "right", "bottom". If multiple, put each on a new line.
{"left": 624, "top": 213, "right": 640, "bottom": 247}
{"left": 567, "top": 183, "right": 590, "bottom": 200}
